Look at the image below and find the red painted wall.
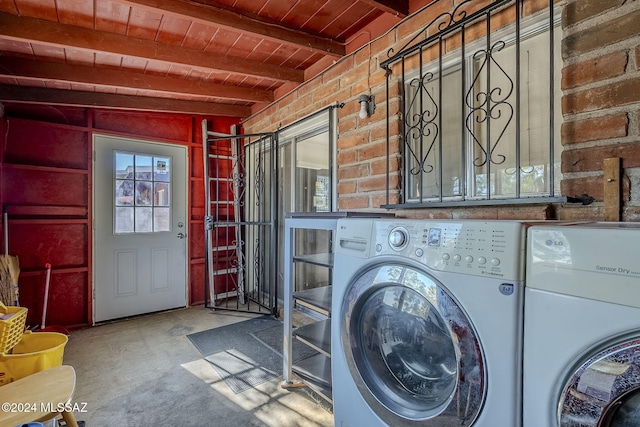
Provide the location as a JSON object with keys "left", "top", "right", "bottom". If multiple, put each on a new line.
{"left": 0, "top": 104, "right": 240, "bottom": 328}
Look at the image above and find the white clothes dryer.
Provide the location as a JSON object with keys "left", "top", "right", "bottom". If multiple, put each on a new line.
{"left": 524, "top": 223, "right": 640, "bottom": 427}
{"left": 332, "top": 218, "right": 527, "bottom": 427}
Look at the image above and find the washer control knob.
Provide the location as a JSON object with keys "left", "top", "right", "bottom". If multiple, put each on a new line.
{"left": 442, "top": 253, "right": 450, "bottom": 260}
{"left": 389, "top": 227, "right": 408, "bottom": 249}
{"left": 478, "top": 257, "right": 487, "bottom": 265}
{"left": 453, "top": 254, "right": 462, "bottom": 262}
{"left": 465, "top": 255, "right": 473, "bottom": 263}
{"left": 415, "top": 248, "right": 424, "bottom": 257}
{"left": 491, "top": 258, "right": 501, "bottom": 266}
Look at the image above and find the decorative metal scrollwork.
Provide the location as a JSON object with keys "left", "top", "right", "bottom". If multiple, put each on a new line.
{"left": 231, "top": 152, "right": 246, "bottom": 209}
{"left": 434, "top": 0, "right": 471, "bottom": 32}
{"left": 385, "top": 0, "right": 475, "bottom": 61}
{"left": 230, "top": 172, "right": 246, "bottom": 208}
{"left": 252, "top": 238, "right": 262, "bottom": 291}
{"left": 230, "top": 239, "right": 245, "bottom": 270}
{"left": 404, "top": 73, "right": 439, "bottom": 176}
{"left": 465, "top": 40, "right": 513, "bottom": 168}
{"left": 380, "top": 0, "right": 559, "bottom": 204}
{"left": 253, "top": 151, "right": 264, "bottom": 206}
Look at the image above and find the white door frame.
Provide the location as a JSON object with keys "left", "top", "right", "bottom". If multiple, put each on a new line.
{"left": 91, "top": 133, "right": 189, "bottom": 324}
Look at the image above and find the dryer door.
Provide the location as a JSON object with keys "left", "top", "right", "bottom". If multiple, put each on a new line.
{"left": 340, "top": 263, "right": 485, "bottom": 426}
{"left": 558, "top": 338, "right": 640, "bottom": 426}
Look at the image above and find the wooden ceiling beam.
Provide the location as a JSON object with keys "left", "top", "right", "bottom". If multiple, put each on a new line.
{"left": 0, "top": 57, "right": 274, "bottom": 103}
{"left": 121, "top": 0, "right": 346, "bottom": 57}
{"left": 360, "top": 0, "right": 409, "bottom": 17}
{"left": 0, "top": 85, "right": 250, "bottom": 117}
{"left": 0, "top": 12, "right": 303, "bottom": 83}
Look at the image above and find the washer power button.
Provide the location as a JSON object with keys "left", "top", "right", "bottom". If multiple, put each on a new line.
{"left": 388, "top": 227, "right": 409, "bottom": 250}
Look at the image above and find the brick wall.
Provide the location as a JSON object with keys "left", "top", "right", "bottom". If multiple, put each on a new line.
{"left": 243, "top": 0, "right": 640, "bottom": 222}
{"left": 559, "top": 0, "right": 640, "bottom": 221}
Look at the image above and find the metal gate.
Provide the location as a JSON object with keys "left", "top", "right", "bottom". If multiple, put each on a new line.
{"left": 202, "top": 120, "right": 277, "bottom": 315}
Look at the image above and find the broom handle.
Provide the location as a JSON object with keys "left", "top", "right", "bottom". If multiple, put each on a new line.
{"left": 42, "top": 263, "right": 52, "bottom": 328}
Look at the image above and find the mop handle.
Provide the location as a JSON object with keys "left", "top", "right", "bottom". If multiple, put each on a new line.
{"left": 3, "top": 205, "right": 7, "bottom": 256}
{"left": 42, "top": 263, "right": 52, "bottom": 328}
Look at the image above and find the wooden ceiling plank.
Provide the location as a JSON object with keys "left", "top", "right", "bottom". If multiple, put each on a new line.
{"left": 120, "top": 0, "right": 346, "bottom": 56}
{"left": 11, "top": 0, "right": 58, "bottom": 20}
{"left": 256, "top": 0, "right": 299, "bottom": 21}
{"left": 0, "top": 75, "right": 20, "bottom": 85}
{"left": 55, "top": 0, "right": 94, "bottom": 28}
{"left": 30, "top": 43, "right": 67, "bottom": 61}
{"left": 64, "top": 47, "right": 96, "bottom": 66}
{"left": 8, "top": 77, "right": 47, "bottom": 88}
{"left": 0, "top": 1, "right": 19, "bottom": 14}
{"left": 181, "top": 21, "right": 216, "bottom": 50}
{"left": 47, "top": 80, "right": 72, "bottom": 90}
{"left": 0, "top": 11, "right": 304, "bottom": 83}
{"left": 94, "top": 1, "right": 131, "bottom": 34}
{"left": 359, "top": 0, "right": 409, "bottom": 17}
{"left": 0, "top": 38, "right": 36, "bottom": 58}
{"left": 126, "top": 6, "right": 164, "bottom": 39}
{"left": 155, "top": 15, "right": 192, "bottom": 45}
{"left": 233, "top": 0, "right": 270, "bottom": 16}
{"left": 142, "top": 60, "right": 172, "bottom": 76}
{"left": 94, "top": 52, "right": 124, "bottom": 69}
{"left": 0, "top": 57, "right": 274, "bottom": 103}
{"left": 310, "top": 0, "right": 355, "bottom": 34}
{"left": 0, "top": 84, "right": 251, "bottom": 116}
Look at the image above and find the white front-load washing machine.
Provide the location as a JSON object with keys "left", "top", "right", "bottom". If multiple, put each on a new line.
{"left": 332, "top": 218, "right": 527, "bottom": 427}
{"left": 524, "top": 223, "right": 640, "bottom": 427}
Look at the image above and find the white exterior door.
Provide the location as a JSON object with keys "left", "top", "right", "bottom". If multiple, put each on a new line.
{"left": 93, "top": 134, "right": 187, "bottom": 323}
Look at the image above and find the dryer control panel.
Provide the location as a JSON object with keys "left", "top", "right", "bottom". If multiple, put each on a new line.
{"left": 527, "top": 223, "right": 640, "bottom": 308}
{"left": 336, "top": 218, "right": 526, "bottom": 281}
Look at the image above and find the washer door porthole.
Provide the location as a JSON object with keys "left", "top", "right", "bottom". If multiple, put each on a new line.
{"left": 340, "top": 263, "right": 486, "bottom": 426}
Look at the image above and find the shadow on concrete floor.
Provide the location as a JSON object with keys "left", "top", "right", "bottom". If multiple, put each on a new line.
{"left": 63, "top": 307, "right": 333, "bottom": 426}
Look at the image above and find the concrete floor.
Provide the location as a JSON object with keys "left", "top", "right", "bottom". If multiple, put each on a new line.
{"left": 63, "top": 307, "right": 334, "bottom": 426}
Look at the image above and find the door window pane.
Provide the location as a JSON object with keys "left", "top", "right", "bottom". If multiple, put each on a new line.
{"left": 135, "top": 155, "right": 152, "bottom": 180}
{"left": 115, "top": 207, "right": 134, "bottom": 233}
{"left": 154, "top": 208, "right": 170, "bottom": 232}
{"left": 154, "top": 183, "right": 170, "bottom": 206}
{"left": 154, "top": 157, "right": 170, "bottom": 182}
{"left": 114, "top": 151, "right": 172, "bottom": 234}
{"left": 135, "top": 181, "right": 152, "bottom": 206}
{"left": 135, "top": 207, "right": 153, "bottom": 232}
{"left": 115, "top": 180, "right": 134, "bottom": 205}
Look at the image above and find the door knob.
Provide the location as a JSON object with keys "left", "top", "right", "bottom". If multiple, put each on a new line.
{"left": 177, "top": 232, "right": 186, "bottom": 239}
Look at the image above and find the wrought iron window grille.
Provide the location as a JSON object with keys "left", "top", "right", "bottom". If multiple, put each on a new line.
{"left": 379, "top": 0, "right": 579, "bottom": 208}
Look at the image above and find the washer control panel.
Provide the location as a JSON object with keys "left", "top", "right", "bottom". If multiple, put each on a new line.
{"left": 369, "top": 219, "right": 525, "bottom": 280}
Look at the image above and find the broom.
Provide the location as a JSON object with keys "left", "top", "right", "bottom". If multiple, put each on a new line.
{"left": 1, "top": 205, "right": 20, "bottom": 306}
{"left": 0, "top": 256, "right": 12, "bottom": 305}
{"left": 4, "top": 255, "right": 20, "bottom": 306}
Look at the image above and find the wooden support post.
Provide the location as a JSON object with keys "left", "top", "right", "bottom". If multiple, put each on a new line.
{"left": 603, "top": 157, "right": 621, "bottom": 222}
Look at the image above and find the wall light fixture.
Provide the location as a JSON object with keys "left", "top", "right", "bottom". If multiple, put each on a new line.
{"left": 358, "top": 94, "right": 375, "bottom": 119}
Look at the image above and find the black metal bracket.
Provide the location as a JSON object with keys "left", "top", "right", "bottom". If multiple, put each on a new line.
{"left": 566, "top": 194, "right": 595, "bottom": 205}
